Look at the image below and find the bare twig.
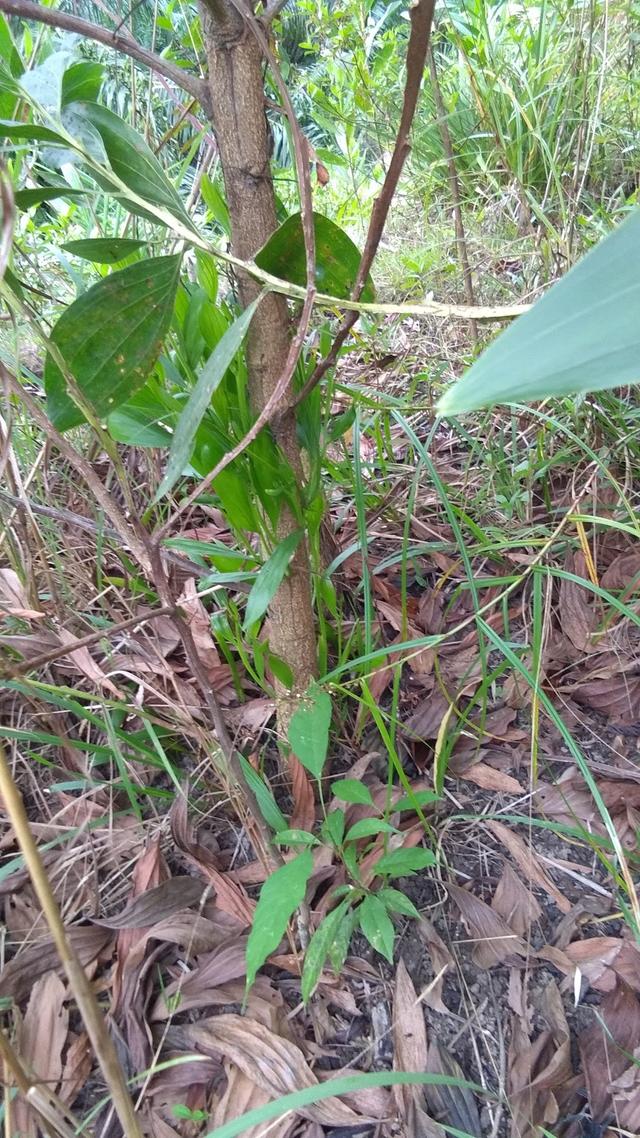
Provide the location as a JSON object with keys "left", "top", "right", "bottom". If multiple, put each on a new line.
{"left": 427, "top": 44, "right": 478, "bottom": 346}
{"left": 0, "top": 744, "right": 144, "bottom": 1138}
{"left": 2, "top": 605, "right": 176, "bottom": 677}
{"left": 290, "top": 0, "right": 437, "bottom": 412}
{"left": 0, "top": 0, "right": 210, "bottom": 110}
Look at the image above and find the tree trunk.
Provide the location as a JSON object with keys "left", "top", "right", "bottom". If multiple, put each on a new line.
{"left": 198, "top": 0, "right": 317, "bottom": 718}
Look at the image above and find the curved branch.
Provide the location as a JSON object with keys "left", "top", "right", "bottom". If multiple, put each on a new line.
{"left": 0, "top": 0, "right": 210, "bottom": 111}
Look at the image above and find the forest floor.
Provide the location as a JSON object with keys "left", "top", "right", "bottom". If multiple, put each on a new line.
{"left": 2, "top": 265, "right": 640, "bottom": 1138}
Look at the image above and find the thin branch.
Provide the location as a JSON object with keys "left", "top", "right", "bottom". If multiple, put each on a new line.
{"left": 290, "top": 0, "right": 437, "bottom": 412}
{"left": 0, "top": 0, "right": 210, "bottom": 111}
{"left": 427, "top": 44, "right": 478, "bottom": 346}
{"left": 2, "top": 604, "right": 176, "bottom": 677}
{"left": 0, "top": 744, "right": 145, "bottom": 1138}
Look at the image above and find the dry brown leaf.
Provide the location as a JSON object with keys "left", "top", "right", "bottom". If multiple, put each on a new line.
{"left": 580, "top": 978, "right": 640, "bottom": 1129}
{"left": 416, "top": 918, "right": 454, "bottom": 1015}
{"left": 56, "top": 627, "right": 124, "bottom": 697}
{"left": 181, "top": 1014, "right": 362, "bottom": 1126}
{"left": 0, "top": 567, "right": 44, "bottom": 619}
{"left": 147, "top": 1112, "right": 182, "bottom": 1138}
{"left": 95, "top": 877, "right": 205, "bottom": 929}
{"left": 456, "top": 761, "right": 525, "bottom": 794}
{"left": 563, "top": 936, "right": 640, "bottom": 993}
{"left": 403, "top": 693, "right": 452, "bottom": 741}
{"left": 150, "top": 937, "right": 248, "bottom": 1019}
{"left": 487, "top": 820, "right": 571, "bottom": 914}
{"left": 393, "top": 959, "right": 428, "bottom": 1117}
{"left": 211, "top": 1062, "right": 297, "bottom": 1138}
{"left": 14, "top": 972, "right": 68, "bottom": 1137}
{"left": 448, "top": 883, "right": 526, "bottom": 968}
{"left": 171, "top": 795, "right": 255, "bottom": 926}
{"left": 601, "top": 550, "right": 640, "bottom": 591}
{"left": 0, "top": 925, "right": 113, "bottom": 1002}
{"left": 176, "top": 579, "right": 234, "bottom": 696}
{"left": 559, "top": 551, "right": 596, "bottom": 653}
{"left": 423, "top": 1042, "right": 482, "bottom": 1137}
{"left": 492, "top": 861, "right": 542, "bottom": 937}
{"left": 288, "top": 753, "right": 316, "bottom": 833}
{"left": 59, "top": 1032, "right": 92, "bottom": 1108}
{"left": 508, "top": 980, "right": 574, "bottom": 1138}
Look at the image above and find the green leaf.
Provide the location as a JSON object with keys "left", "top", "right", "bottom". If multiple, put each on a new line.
{"left": 321, "top": 809, "right": 346, "bottom": 847}
{"left": 274, "top": 829, "right": 319, "bottom": 846}
{"left": 62, "top": 237, "right": 146, "bottom": 264}
{"left": 14, "top": 186, "right": 87, "bottom": 209}
{"left": 377, "top": 887, "right": 421, "bottom": 919}
{"left": 393, "top": 789, "right": 440, "bottom": 812}
{"left": 438, "top": 210, "right": 640, "bottom": 415}
{"left": 61, "top": 61, "right": 103, "bottom": 106}
{"left": 288, "top": 685, "right": 332, "bottom": 781}
{"left": 255, "top": 212, "right": 375, "bottom": 303}
{"left": 1, "top": 120, "right": 70, "bottom": 144}
{"left": 358, "top": 894, "right": 395, "bottom": 963}
{"left": 239, "top": 755, "right": 287, "bottom": 835}
{"left": 107, "top": 382, "right": 176, "bottom": 447}
{"left": 245, "top": 850, "right": 313, "bottom": 990}
{"left": 20, "top": 49, "right": 71, "bottom": 112}
{"left": 155, "top": 296, "right": 261, "bottom": 502}
{"left": 328, "top": 905, "right": 358, "bottom": 972}
{"left": 373, "top": 847, "right": 437, "bottom": 878}
{"left": 201, "top": 173, "right": 231, "bottom": 236}
{"left": 345, "top": 818, "right": 397, "bottom": 842}
{"left": 268, "top": 653, "right": 294, "bottom": 690}
{"left": 301, "top": 897, "right": 353, "bottom": 1002}
{"left": 45, "top": 255, "right": 181, "bottom": 431}
{"left": 243, "top": 531, "right": 303, "bottom": 630}
{"left": 74, "top": 102, "right": 191, "bottom": 227}
{"left": 331, "top": 779, "right": 375, "bottom": 807}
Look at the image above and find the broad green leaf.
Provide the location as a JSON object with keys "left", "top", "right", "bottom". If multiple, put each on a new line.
{"left": 331, "top": 779, "right": 374, "bottom": 807}
{"left": 14, "top": 186, "right": 87, "bottom": 209}
{"left": 321, "top": 809, "right": 346, "bottom": 847}
{"left": 62, "top": 237, "right": 146, "bottom": 264}
{"left": 0, "top": 14, "right": 23, "bottom": 80}
{"left": 373, "top": 847, "right": 437, "bottom": 878}
{"left": 107, "top": 382, "right": 176, "bottom": 447}
{"left": 239, "top": 755, "right": 287, "bottom": 835}
{"left": 245, "top": 850, "right": 313, "bottom": 990}
{"left": 61, "top": 62, "right": 103, "bottom": 106}
{"left": 255, "top": 212, "right": 375, "bottom": 303}
{"left": 155, "top": 296, "right": 261, "bottom": 502}
{"left": 243, "top": 531, "right": 303, "bottom": 630}
{"left": 288, "top": 685, "right": 332, "bottom": 781}
{"left": 345, "top": 818, "right": 397, "bottom": 842}
{"left": 377, "top": 887, "right": 421, "bottom": 919}
{"left": 274, "top": 829, "right": 319, "bottom": 846}
{"left": 268, "top": 653, "right": 294, "bottom": 690}
{"left": 45, "top": 255, "right": 181, "bottom": 431}
{"left": 301, "top": 897, "right": 353, "bottom": 1002}
{"left": 1, "top": 120, "right": 70, "bottom": 144}
{"left": 358, "top": 894, "right": 395, "bottom": 963}
{"left": 394, "top": 789, "right": 440, "bottom": 812}
{"left": 201, "top": 173, "right": 231, "bottom": 236}
{"left": 438, "top": 210, "right": 640, "bottom": 415}
{"left": 20, "top": 50, "right": 72, "bottom": 112}
{"left": 72, "top": 102, "right": 191, "bottom": 227}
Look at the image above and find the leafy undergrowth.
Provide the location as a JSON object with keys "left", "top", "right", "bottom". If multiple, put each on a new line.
{"left": 2, "top": 332, "right": 640, "bottom": 1137}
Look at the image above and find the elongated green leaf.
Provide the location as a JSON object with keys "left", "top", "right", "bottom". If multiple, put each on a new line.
{"left": 239, "top": 755, "right": 287, "bottom": 835}
{"left": 243, "top": 531, "right": 303, "bottom": 630}
{"left": 61, "top": 61, "right": 103, "bottom": 106}
{"left": 345, "top": 818, "right": 397, "bottom": 842}
{"left": 438, "top": 210, "right": 640, "bottom": 415}
{"left": 374, "top": 847, "right": 436, "bottom": 878}
{"left": 359, "top": 894, "right": 395, "bottom": 962}
{"left": 301, "top": 897, "right": 353, "bottom": 1002}
{"left": 245, "top": 850, "right": 313, "bottom": 990}
{"left": 288, "top": 686, "right": 332, "bottom": 781}
{"left": 155, "top": 296, "right": 261, "bottom": 501}
{"left": 74, "top": 102, "right": 191, "bottom": 227}
{"left": 14, "top": 186, "right": 87, "bottom": 209}
{"left": 377, "top": 887, "right": 421, "bottom": 919}
{"left": 62, "top": 237, "right": 145, "bottom": 264}
{"left": 255, "top": 212, "right": 375, "bottom": 303}
{"left": 45, "top": 255, "right": 181, "bottom": 431}
{"left": 331, "top": 779, "right": 374, "bottom": 806}
{"left": 1, "top": 120, "right": 69, "bottom": 144}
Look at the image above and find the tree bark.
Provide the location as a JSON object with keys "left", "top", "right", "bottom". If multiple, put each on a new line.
{"left": 198, "top": 0, "right": 317, "bottom": 709}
